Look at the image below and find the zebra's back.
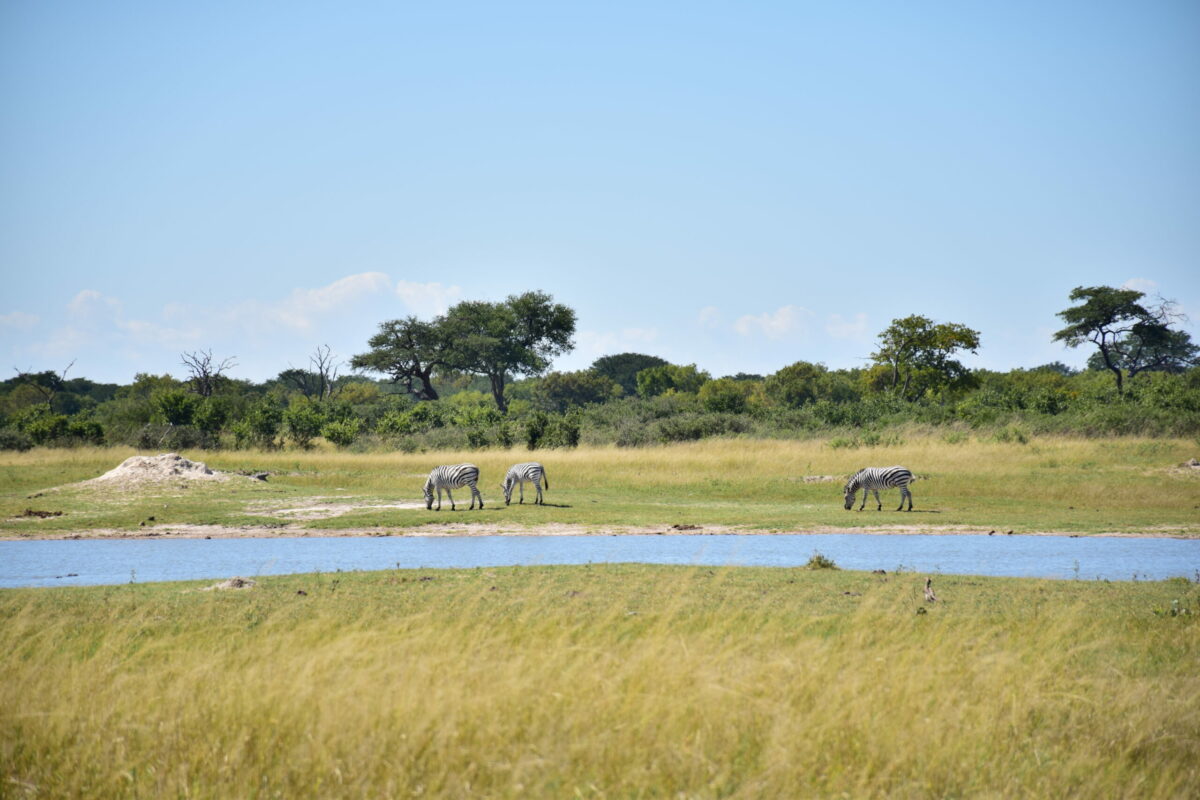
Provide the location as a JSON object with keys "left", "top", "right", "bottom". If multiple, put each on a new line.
{"left": 849, "top": 466, "right": 913, "bottom": 490}
{"left": 505, "top": 462, "right": 545, "bottom": 485}
{"left": 429, "top": 463, "right": 480, "bottom": 488}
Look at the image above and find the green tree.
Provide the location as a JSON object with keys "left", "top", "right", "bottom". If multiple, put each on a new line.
{"left": 763, "top": 361, "right": 827, "bottom": 408}
{"left": 870, "top": 315, "right": 981, "bottom": 400}
{"left": 151, "top": 389, "right": 198, "bottom": 426}
{"left": 321, "top": 418, "right": 361, "bottom": 448}
{"left": 535, "top": 371, "right": 622, "bottom": 412}
{"left": 283, "top": 397, "right": 326, "bottom": 449}
{"left": 590, "top": 353, "right": 669, "bottom": 396}
{"left": 351, "top": 317, "right": 451, "bottom": 401}
{"left": 635, "top": 364, "right": 711, "bottom": 398}
{"left": 698, "top": 378, "right": 754, "bottom": 413}
{"left": 442, "top": 291, "right": 576, "bottom": 413}
{"left": 1054, "top": 286, "right": 1186, "bottom": 395}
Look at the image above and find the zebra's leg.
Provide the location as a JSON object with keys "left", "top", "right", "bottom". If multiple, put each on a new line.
{"left": 858, "top": 491, "right": 867, "bottom": 511}
{"left": 446, "top": 487, "right": 456, "bottom": 511}
{"left": 470, "top": 482, "right": 483, "bottom": 509}
{"left": 874, "top": 489, "right": 882, "bottom": 511}
{"left": 898, "top": 487, "right": 912, "bottom": 511}
{"left": 519, "top": 480, "right": 525, "bottom": 504}
{"left": 435, "top": 487, "right": 442, "bottom": 511}
{"left": 535, "top": 480, "right": 543, "bottom": 505}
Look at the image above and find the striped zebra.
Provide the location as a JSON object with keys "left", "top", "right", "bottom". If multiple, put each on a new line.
{"left": 843, "top": 466, "right": 914, "bottom": 511}
{"left": 423, "top": 463, "right": 484, "bottom": 511}
{"left": 502, "top": 462, "right": 548, "bottom": 506}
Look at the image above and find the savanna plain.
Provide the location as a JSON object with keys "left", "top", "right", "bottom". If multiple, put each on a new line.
{"left": 2, "top": 436, "right": 1199, "bottom": 797}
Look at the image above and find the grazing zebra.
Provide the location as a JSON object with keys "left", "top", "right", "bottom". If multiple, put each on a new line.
{"left": 843, "top": 466, "right": 914, "bottom": 511}
{"left": 502, "top": 462, "right": 548, "bottom": 506}
{"left": 423, "top": 463, "right": 484, "bottom": 511}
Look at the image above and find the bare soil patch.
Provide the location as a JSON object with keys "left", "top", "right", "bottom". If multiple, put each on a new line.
{"left": 248, "top": 498, "right": 428, "bottom": 520}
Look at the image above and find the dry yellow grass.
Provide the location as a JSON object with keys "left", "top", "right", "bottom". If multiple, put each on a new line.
{"left": 3, "top": 566, "right": 1198, "bottom": 797}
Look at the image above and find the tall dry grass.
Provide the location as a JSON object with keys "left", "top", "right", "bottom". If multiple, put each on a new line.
{"left": 3, "top": 566, "right": 1198, "bottom": 797}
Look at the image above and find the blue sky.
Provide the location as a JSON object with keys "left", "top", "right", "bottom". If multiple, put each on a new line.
{"left": 2, "top": 1, "right": 1197, "bottom": 384}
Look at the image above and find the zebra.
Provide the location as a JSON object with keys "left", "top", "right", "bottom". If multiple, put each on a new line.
{"left": 501, "top": 462, "right": 548, "bottom": 506}
{"left": 843, "top": 466, "right": 914, "bottom": 511}
{"left": 423, "top": 463, "right": 484, "bottom": 511}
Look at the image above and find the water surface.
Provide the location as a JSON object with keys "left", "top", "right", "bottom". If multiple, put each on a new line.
{"left": 2, "top": 533, "right": 1198, "bottom": 588}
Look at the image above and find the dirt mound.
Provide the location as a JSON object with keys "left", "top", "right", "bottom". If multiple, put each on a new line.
{"left": 85, "top": 453, "right": 229, "bottom": 487}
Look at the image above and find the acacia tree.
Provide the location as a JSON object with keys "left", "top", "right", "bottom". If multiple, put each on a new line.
{"left": 351, "top": 317, "right": 451, "bottom": 401}
{"left": 442, "top": 291, "right": 576, "bottom": 413}
{"left": 1054, "top": 286, "right": 1189, "bottom": 395}
{"left": 870, "top": 315, "right": 980, "bottom": 400}
{"left": 1084, "top": 328, "right": 1198, "bottom": 377}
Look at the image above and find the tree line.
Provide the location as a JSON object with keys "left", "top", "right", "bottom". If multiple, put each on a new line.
{"left": 2, "top": 285, "right": 1197, "bottom": 452}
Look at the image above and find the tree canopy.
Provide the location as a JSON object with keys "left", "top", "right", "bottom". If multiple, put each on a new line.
{"left": 590, "top": 353, "right": 669, "bottom": 396}
{"left": 351, "top": 316, "right": 451, "bottom": 401}
{"left": 1054, "top": 286, "right": 1190, "bottom": 394}
{"left": 352, "top": 291, "right": 576, "bottom": 413}
{"left": 869, "top": 315, "right": 980, "bottom": 400}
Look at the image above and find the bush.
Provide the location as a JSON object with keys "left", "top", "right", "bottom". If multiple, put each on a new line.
{"left": 136, "top": 424, "right": 205, "bottom": 451}
{"left": 0, "top": 428, "right": 33, "bottom": 451}
{"left": 322, "top": 418, "right": 362, "bottom": 448}
{"left": 698, "top": 378, "right": 754, "bottom": 414}
{"left": 804, "top": 552, "right": 839, "bottom": 570}
{"left": 25, "top": 414, "right": 70, "bottom": 445}
{"left": 283, "top": 399, "right": 325, "bottom": 449}
{"left": 654, "top": 413, "right": 750, "bottom": 443}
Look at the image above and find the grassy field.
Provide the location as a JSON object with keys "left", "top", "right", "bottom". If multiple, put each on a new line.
{"left": 2, "top": 565, "right": 1197, "bottom": 797}
{"left": 2, "top": 435, "right": 1199, "bottom": 536}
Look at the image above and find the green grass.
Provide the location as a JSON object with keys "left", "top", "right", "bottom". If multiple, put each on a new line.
{"left": 2, "top": 435, "right": 1199, "bottom": 536}
{"left": 2, "top": 565, "right": 1198, "bottom": 797}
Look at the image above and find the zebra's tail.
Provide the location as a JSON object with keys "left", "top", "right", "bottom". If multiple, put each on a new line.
{"left": 543, "top": 471, "right": 549, "bottom": 490}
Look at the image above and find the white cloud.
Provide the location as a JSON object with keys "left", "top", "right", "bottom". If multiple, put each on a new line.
{"left": 733, "top": 305, "right": 812, "bottom": 339}
{"left": 1122, "top": 278, "right": 1159, "bottom": 294}
{"left": 262, "top": 272, "right": 393, "bottom": 331}
{"left": 697, "top": 306, "right": 721, "bottom": 329}
{"left": 0, "top": 311, "right": 39, "bottom": 331}
{"left": 825, "top": 312, "right": 869, "bottom": 341}
{"left": 395, "top": 280, "right": 463, "bottom": 317}
{"left": 67, "top": 289, "right": 120, "bottom": 318}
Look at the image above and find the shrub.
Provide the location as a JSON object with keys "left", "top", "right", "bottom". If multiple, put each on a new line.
{"left": 804, "top": 552, "right": 839, "bottom": 569}
{"left": 698, "top": 378, "right": 753, "bottom": 414}
{"left": 283, "top": 399, "right": 325, "bottom": 449}
{"left": 535, "top": 371, "right": 622, "bottom": 412}
{"left": 0, "top": 428, "right": 33, "bottom": 451}
{"left": 25, "top": 414, "right": 70, "bottom": 445}
{"left": 525, "top": 412, "right": 550, "bottom": 450}
{"left": 151, "top": 389, "right": 198, "bottom": 426}
{"left": 322, "top": 419, "right": 362, "bottom": 448}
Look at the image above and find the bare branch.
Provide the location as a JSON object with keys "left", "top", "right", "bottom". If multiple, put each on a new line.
{"left": 181, "top": 350, "right": 237, "bottom": 397}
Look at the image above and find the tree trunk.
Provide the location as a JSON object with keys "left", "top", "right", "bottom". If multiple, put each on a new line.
{"left": 489, "top": 373, "right": 508, "bottom": 414}
{"left": 1097, "top": 343, "right": 1124, "bottom": 396}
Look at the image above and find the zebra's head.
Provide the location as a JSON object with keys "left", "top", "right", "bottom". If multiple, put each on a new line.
{"left": 422, "top": 478, "right": 434, "bottom": 510}
{"left": 501, "top": 475, "right": 513, "bottom": 505}
{"left": 843, "top": 473, "right": 861, "bottom": 510}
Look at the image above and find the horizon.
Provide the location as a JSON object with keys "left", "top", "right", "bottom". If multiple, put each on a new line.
{"left": 3, "top": 2, "right": 1197, "bottom": 384}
